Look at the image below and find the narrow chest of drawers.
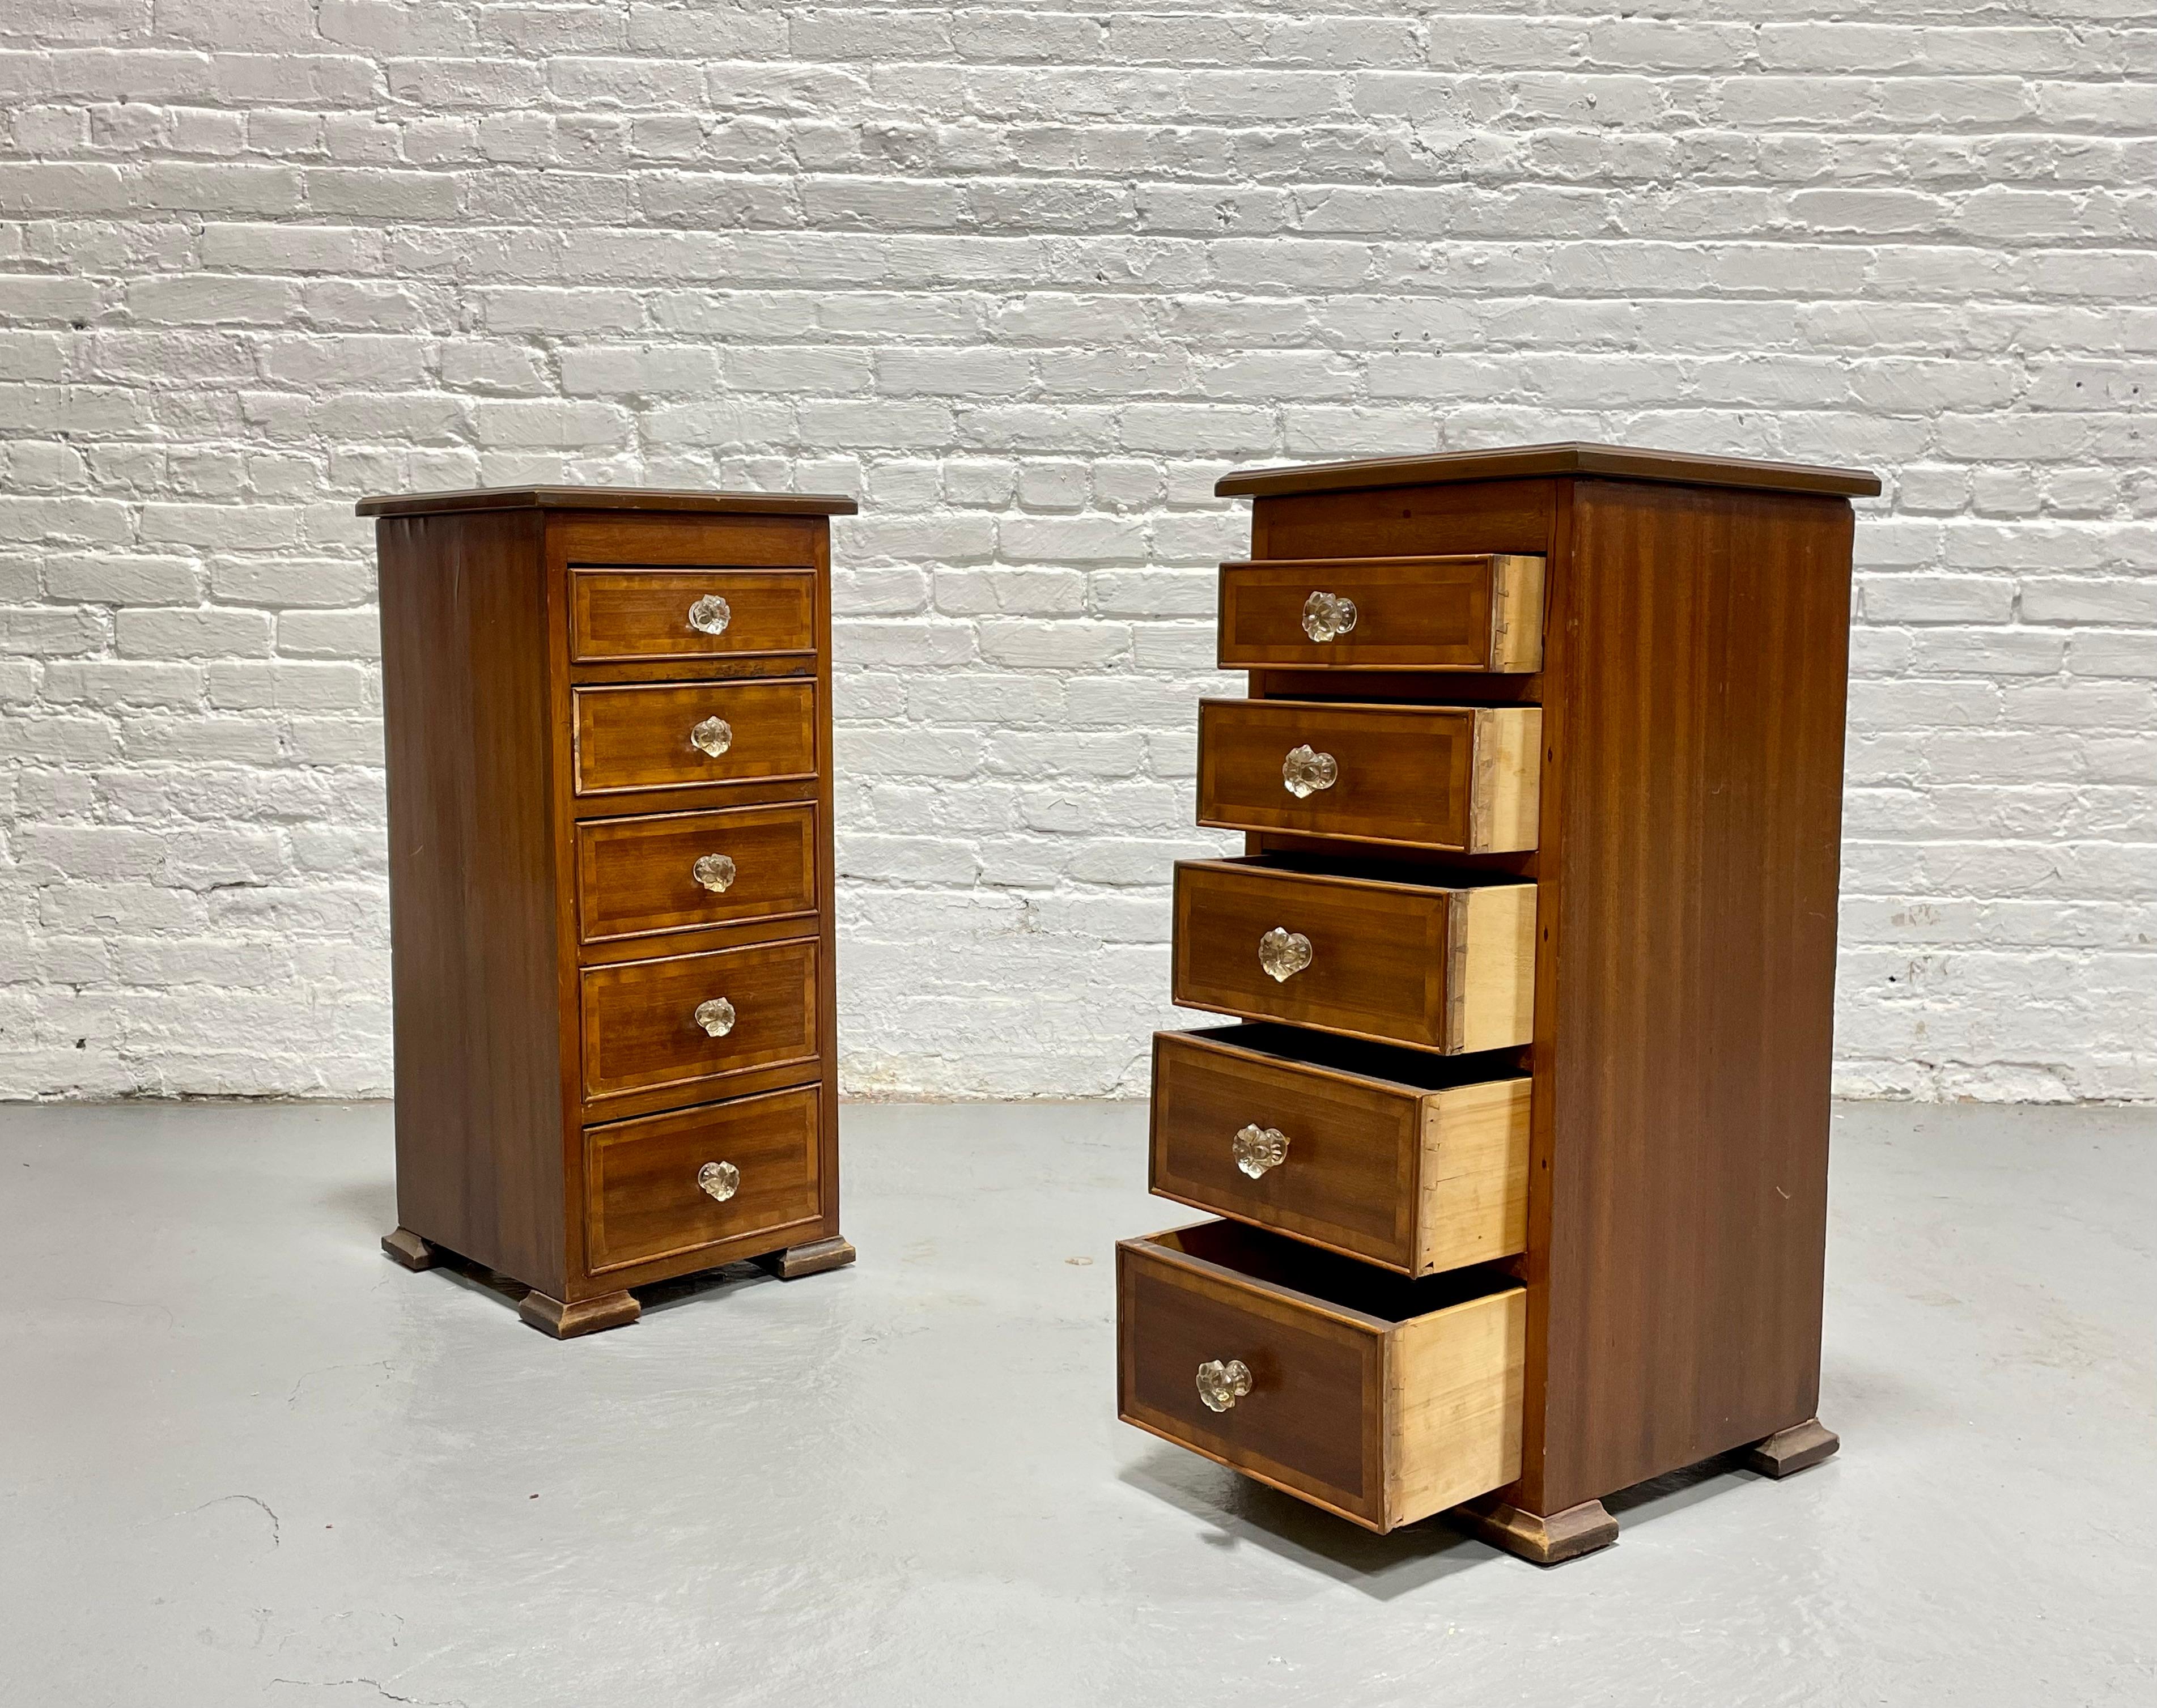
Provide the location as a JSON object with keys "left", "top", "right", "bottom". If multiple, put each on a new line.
{"left": 1118, "top": 443, "right": 1878, "bottom": 1561}
{"left": 363, "top": 485, "right": 858, "bottom": 1337}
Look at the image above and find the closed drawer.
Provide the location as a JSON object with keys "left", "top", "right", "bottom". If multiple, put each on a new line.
{"left": 1198, "top": 699, "right": 1539, "bottom": 853}
{"left": 580, "top": 936, "right": 818, "bottom": 1106}
{"left": 576, "top": 803, "right": 817, "bottom": 945}
{"left": 1150, "top": 1026, "right": 1528, "bottom": 1276}
{"left": 1173, "top": 859, "right": 1535, "bottom": 1055}
{"left": 574, "top": 679, "right": 816, "bottom": 796}
{"left": 584, "top": 1085, "right": 823, "bottom": 1276}
{"left": 570, "top": 568, "right": 816, "bottom": 664}
{"left": 1218, "top": 554, "right": 1543, "bottom": 673}
{"left": 1116, "top": 1218, "right": 1525, "bottom": 1533}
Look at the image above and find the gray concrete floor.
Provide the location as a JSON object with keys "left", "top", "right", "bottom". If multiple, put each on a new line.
{"left": 1, "top": 1101, "right": 2151, "bottom": 1708}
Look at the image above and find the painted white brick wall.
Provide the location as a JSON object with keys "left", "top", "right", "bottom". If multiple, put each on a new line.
{"left": 1, "top": 3, "right": 2151, "bottom": 1103}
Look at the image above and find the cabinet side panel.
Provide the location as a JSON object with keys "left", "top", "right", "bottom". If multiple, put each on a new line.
{"left": 381, "top": 509, "right": 566, "bottom": 1292}
{"left": 1534, "top": 478, "right": 1849, "bottom": 1510}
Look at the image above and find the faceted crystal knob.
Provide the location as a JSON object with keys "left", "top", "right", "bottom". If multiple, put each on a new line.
{"left": 1258, "top": 927, "right": 1311, "bottom": 983}
{"left": 692, "top": 853, "right": 737, "bottom": 893}
{"left": 697, "top": 1160, "right": 740, "bottom": 1202}
{"left": 1301, "top": 590, "right": 1357, "bottom": 643}
{"left": 1232, "top": 1124, "right": 1289, "bottom": 1179}
{"left": 690, "top": 716, "right": 733, "bottom": 757}
{"left": 1281, "top": 745, "right": 1337, "bottom": 799}
{"left": 1196, "top": 1358, "right": 1253, "bottom": 1414}
{"left": 694, "top": 996, "right": 736, "bottom": 1037}
{"left": 687, "top": 593, "right": 732, "bottom": 636}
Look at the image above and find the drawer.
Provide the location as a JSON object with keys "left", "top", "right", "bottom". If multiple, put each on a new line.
{"left": 1218, "top": 554, "right": 1543, "bottom": 673}
{"left": 583, "top": 1085, "right": 823, "bottom": 1276}
{"left": 576, "top": 803, "right": 817, "bottom": 945}
{"left": 570, "top": 568, "right": 816, "bottom": 664}
{"left": 1150, "top": 1026, "right": 1528, "bottom": 1276}
{"left": 1116, "top": 1218, "right": 1525, "bottom": 1533}
{"left": 580, "top": 936, "right": 818, "bottom": 1106}
{"left": 1172, "top": 859, "right": 1535, "bottom": 1054}
{"left": 1198, "top": 699, "right": 1539, "bottom": 853}
{"left": 574, "top": 678, "right": 816, "bottom": 796}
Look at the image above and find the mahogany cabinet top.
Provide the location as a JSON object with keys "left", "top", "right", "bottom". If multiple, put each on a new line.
{"left": 355, "top": 485, "right": 860, "bottom": 519}
{"left": 1215, "top": 441, "right": 1881, "bottom": 500}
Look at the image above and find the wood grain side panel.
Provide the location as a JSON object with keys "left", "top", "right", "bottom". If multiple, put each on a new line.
{"left": 572, "top": 679, "right": 816, "bottom": 796}
{"left": 379, "top": 509, "right": 567, "bottom": 1293}
{"left": 575, "top": 803, "right": 817, "bottom": 945}
{"left": 1417, "top": 1079, "right": 1531, "bottom": 1275}
{"left": 1453, "top": 883, "right": 1538, "bottom": 1055}
{"left": 1385, "top": 1286, "right": 1527, "bottom": 1527}
{"left": 579, "top": 937, "right": 819, "bottom": 1108}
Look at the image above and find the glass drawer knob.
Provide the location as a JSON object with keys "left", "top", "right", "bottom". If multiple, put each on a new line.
{"left": 688, "top": 594, "right": 732, "bottom": 636}
{"left": 692, "top": 853, "right": 737, "bottom": 893}
{"left": 1301, "top": 590, "right": 1357, "bottom": 643}
{"left": 694, "top": 996, "right": 736, "bottom": 1037}
{"left": 1232, "top": 1124, "right": 1289, "bottom": 1179}
{"left": 1281, "top": 745, "right": 1337, "bottom": 798}
{"left": 1196, "top": 1358, "right": 1253, "bottom": 1413}
{"left": 1258, "top": 928, "right": 1311, "bottom": 983}
{"left": 697, "top": 1160, "right": 740, "bottom": 1202}
{"left": 690, "top": 715, "right": 733, "bottom": 757}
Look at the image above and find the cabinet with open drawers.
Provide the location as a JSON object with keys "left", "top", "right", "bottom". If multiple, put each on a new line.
{"left": 364, "top": 485, "right": 859, "bottom": 1337}
{"left": 1119, "top": 443, "right": 1876, "bottom": 1562}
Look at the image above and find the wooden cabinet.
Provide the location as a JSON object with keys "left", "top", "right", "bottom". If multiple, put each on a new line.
{"left": 364, "top": 485, "right": 857, "bottom": 1337}
{"left": 1119, "top": 442, "right": 1879, "bottom": 1560}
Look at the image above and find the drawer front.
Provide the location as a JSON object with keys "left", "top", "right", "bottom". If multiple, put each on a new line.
{"left": 1218, "top": 555, "right": 1543, "bottom": 672}
{"left": 581, "top": 937, "right": 818, "bottom": 1105}
{"left": 1198, "top": 700, "right": 1539, "bottom": 853}
{"left": 576, "top": 804, "right": 817, "bottom": 945}
{"left": 1117, "top": 1234, "right": 1384, "bottom": 1524}
{"left": 558, "top": 513, "right": 820, "bottom": 570}
{"left": 571, "top": 568, "right": 816, "bottom": 664}
{"left": 574, "top": 679, "right": 816, "bottom": 796}
{"left": 584, "top": 1085, "right": 822, "bottom": 1276}
{"left": 1151, "top": 1031, "right": 1418, "bottom": 1270}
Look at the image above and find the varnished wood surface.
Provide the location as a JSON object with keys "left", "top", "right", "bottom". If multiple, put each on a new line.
{"left": 1255, "top": 477, "right": 1557, "bottom": 563}
{"left": 517, "top": 1289, "right": 642, "bottom": 1339}
{"left": 1218, "top": 441, "right": 1880, "bottom": 500}
{"left": 359, "top": 486, "right": 857, "bottom": 517}
{"left": 583, "top": 1085, "right": 823, "bottom": 1274}
{"left": 571, "top": 678, "right": 817, "bottom": 796}
{"left": 1218, "top": 554, "right": 1543, "bottom": 672}
{"left": 575, "top": 803, "right": 817, "bottom": 946}
{"left": 559, "top": 514, "right": 819, "bottom": 571}
{"left": 1743, "top": 1417, "right": 1841, "bottom": 1478}
{"left": 571, "top": 568, "right": 816, "bottom": 663}
{"left": 579, "top": 936, "right": 819, "bottom": 1108}
{"left": 754, "top": 1234, "right": 860, "bottom": 1278}
{"left": 1457, "top": 1495, "right": 1618, "bottom": 1565}
{"left": 1196, "top": 699, "right": 1540, "bottom": 853}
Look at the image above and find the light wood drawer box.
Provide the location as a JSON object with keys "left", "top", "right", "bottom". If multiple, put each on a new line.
{"left": 573, "top": 679, "right": 817, "bottom": 797}
{"left": 1116, "top": 1218, "right": 1526, "bottom": 1533}
{"left": 1172, "top": 859, "right": 1535, "bottom": 1055}
{"left": 576, "top": 803, "right": 818, "bottom": 945}
{"left": 571, "top": 568, "right": 816, "bottom": 664}
{"left": 1198, "top": 699, "right": 1540, "bottom": 853}
{"left": 584, "top": 1085, "right": 823, "bottom": 1276}
{"left": 1150, "top": 1025, "right": 1528, "bottom": 1277}
{"left": 580, "top": 936, "right": 818, "bottom": 1107}
{"left": 1217, "top": 554, "right": 1543, "bottom": 673}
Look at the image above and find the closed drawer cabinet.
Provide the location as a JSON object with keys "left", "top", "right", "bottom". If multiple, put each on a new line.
{"left": 369, "top": 485, "right": 858, "bottom": 1338}
{"left": 1171, "top": 860, "right": 1535, "bottom": 1055}
{"left": 1198, "top": 699, "right": 1540, "bottom": 853}
{"left": 1117, "top": 1219, "right": 1526, "bottom": 1533}
{"left": 584, "top": 1086, "right": 823, "bottom": 1275}
{"left": 1217, "top": 554, "right": 1543, "bottom": 672}
{"left": 1150, "top": 1026, "right": 1528, "bottom": 1276}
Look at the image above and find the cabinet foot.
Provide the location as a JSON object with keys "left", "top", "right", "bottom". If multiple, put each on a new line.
{"left": 755, "top": 1235, "right": 857, "bottom": 1280}
{"left": 1744, "top": 1417, "right": 1840, "bottom": 1478}
{"left": 1458, "top": 1496, "right": 1619, "bottom": 1565}
{"left": 518, "top": 1290, "right": 640, "bottom": 1339}
{"left": 381, "top": 1227, "right": 437, "bottom": 1271}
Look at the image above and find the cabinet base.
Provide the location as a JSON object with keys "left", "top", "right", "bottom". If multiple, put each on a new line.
{"left": 1744, "top": 1417, "right": 1840, "bottom": 1478}
{"left": 754, "top": 1234, "right": 857, "bottom": 1280}
{"left": 1458, "top": 1496, "right": 1619, "bottom": 1566}
{"left": 381, "top": 1227, "right": 437, "bottom": 1271}
{"left": 518, "top": 1289, "right": 642, "bottom": 1339}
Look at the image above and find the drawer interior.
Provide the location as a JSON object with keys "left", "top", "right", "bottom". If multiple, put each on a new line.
{"left": 1181, "top": 1022, "right": 1525, "bottom": 1093}
{"left": 1147, "top": 1217, "right": 1518, "bottom": 1325}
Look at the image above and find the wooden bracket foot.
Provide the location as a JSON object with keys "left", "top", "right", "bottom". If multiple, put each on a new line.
{"left": 518, "top": 1289, "right": 640, "bottom": 1339}
{"left": 1744, "top": 1417, "right": 1840, "bottom": 1478}
{"left": 381, "top": 1227, "right": 437, "bottom": 1271}
{"left": 1458, "top": 1497, "right": 1619, "bottom": 1566}
{"left": 754, "top": 1235, "right": 857, "bottom": 1280}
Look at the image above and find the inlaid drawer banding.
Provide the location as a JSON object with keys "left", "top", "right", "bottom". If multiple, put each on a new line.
{"left": 1217, "top": 554, "right": 1544, "bottom": 673}
{"left": 575, "top": 804, "right": 818, "bottom": 945}
{"left": 572, "top": 678, "right": 817, "bottom": 796}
